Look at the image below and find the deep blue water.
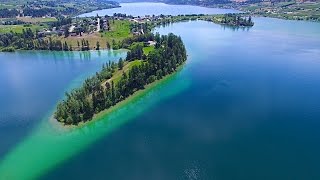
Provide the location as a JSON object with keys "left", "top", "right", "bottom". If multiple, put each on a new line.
{"left": 78, "top": 2, "right": 241, "bottom": 17}
{"left": 45, "top": 18, "right": 320, "bottom": 179}
{"left": 1, "top": 13, "right": 320, "bottom": 180}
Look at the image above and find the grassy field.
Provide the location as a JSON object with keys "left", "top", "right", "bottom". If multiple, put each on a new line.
{"left": 58, "top": 20, "right": 132, "bottom": 50}
{"left": 55, "top": 33, "right": 108, "bottom": 50}
{"left": 143, "top": 46, "right": 155, "bottom": 55}
{"left": 100, "top": 20, "right": 132, "bottom": 43}
{"left": 0, "top": 24, "right": 45, "bottom": 33}
{"left": 17, "top": 17, "right": 57, "bottom": 23}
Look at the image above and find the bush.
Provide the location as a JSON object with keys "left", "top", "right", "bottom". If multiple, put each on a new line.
{"left": 1, "top": 47, "right": 15, "bottom": 52}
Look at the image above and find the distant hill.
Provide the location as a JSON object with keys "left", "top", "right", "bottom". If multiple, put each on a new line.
{"left": 116, "top": 0, "right": 320, "bottom": 4}
{"left": 116, "top": 0, "right": 232, "bottom": 5}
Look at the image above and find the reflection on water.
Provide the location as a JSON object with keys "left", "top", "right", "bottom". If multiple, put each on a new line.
{"left": 220, "top": 24, "right": 252, "bottom": 31}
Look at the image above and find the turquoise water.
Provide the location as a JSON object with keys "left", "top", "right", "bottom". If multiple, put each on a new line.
{"left": 0, "top": 50, "right": 126, "bottom": 157}
{"left": 78, "top": 2, "right": 241, "bottom": 17}
{"left": 1, "top": 16, "right": 320, "bottom": 179}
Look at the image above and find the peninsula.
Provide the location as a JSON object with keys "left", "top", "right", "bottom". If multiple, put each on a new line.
{"left": 54, "top": 33, "right": 187, "bottom": 125}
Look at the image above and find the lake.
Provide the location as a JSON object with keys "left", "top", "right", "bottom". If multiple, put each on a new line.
{"left": 78, "top": 2, "right": 241, "bottom": 17}
{"left": 1, "top": 4, "right": 320, "bottom": 180}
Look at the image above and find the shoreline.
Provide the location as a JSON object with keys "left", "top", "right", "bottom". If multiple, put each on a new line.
{"left": 53, "top": 63, "right": 186, "bottom": 130}
{"left": 90, "top": 2, "right": 319, "bottom": 23}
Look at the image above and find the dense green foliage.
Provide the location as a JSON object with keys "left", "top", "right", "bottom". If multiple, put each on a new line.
{"left": 0, "top": 0, "right": 120, "bottom": 18}
{"left": 216, "top": 14, "right": 254, "bottom": 26}
{"left": 0, "top": 28, "right": 73, "bottom": 51}
{"left": 148, "top": 14, "right": 254, "bottom": 28}
{"left": 23, "top": 7, "right": 57, "bottom": 17}
{"left": 54, "top": 33, "right": 187, "bottom": 125}
{"left": 0, "top": 8, "right": 19, "bottom": 18}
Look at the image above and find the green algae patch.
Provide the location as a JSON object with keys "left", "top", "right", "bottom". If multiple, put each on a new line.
{"left": 0, "top": 67, "right": 191, "bottom": 180}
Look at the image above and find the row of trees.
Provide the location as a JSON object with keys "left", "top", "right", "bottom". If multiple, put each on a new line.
{"left": 0, "top": 29, "right": 74, "bottom": 51}
{"left": 54, "top": 33, "right": 187, "bottom": 125}
{"left": 23, "top": 7, "right": 58, "bottom": 17}
{"left": 0, "top": 27, "right": 106, "bottom": 51}
{"left": 219, "top": 14, "right": 254, "bottom": 26}
{"left": 50, "top": 16, "right": 72, "bottom": 29}
{"left": 148, "top": 14, "right": 254, "bottom": 28}
{"left": 0, "top": 8, "right": 19, "bottom": 18}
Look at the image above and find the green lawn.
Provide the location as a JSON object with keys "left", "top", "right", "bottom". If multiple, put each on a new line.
{"left": 143, "top": 46, "right": 155, "bottom": 55}
{"left": 17, "top": 17, "right": 57, "bottom": 23}
{"left": 0, "top": 24, "right": 45, "bottom": 33}
{"left": 100, "top": 20, "right": 132, "bottom": 42}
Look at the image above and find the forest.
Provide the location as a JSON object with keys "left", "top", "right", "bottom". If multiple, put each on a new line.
{"left": 0, "top": 28, "right": 74, "bottom": 51}
{"left": 54, "top": 33, "right": 187, "bottom": 125}
{"left": 0, "top": 0, "right": 120, "bottom": 18}
{"left": 214, "top": 14, "right": 254, "bottom": 26}
{"left": 0, "top": 8, "right": 19, "bottom": 18}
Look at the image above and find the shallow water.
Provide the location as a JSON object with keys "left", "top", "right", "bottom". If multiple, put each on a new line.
{"left": 1, "top": 16, "right": 320, "bottom": 180}
{"left": 78, "top": 2, "right": 241, "bottom": 17}
{"left": 0, "top": 50, "right": 125, "bottom": 153}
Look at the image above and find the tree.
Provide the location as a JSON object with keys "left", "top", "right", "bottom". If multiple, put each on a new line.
{"left": 86, "top": 40, "right": 90, "bottom": 50}
{"left": 63, "top": 41, "right": 69, "bottom": 51}
{"left": 64, "top": 26, "right": 69, "bottom": 38}
{"left": 248, "top": 16, "right": 252, "bottom": 24}
{"left": 112, "top": 39, "right": 117, "bottom": 49}
{"left": 118, "top": 58, "right": 124, "bottom": 70}
{"left": 96, "top": 41, "right": 100, "bottom": 50}
{"left": 106, "top": 41, "right": 111, "bottom": 49}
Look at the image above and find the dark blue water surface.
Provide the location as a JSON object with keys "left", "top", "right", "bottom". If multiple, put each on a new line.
{"left": 45, "top": 18, "right": 320, "bottom": 179}
{"left": 1, "top": 16, "right": 320, "bottom": 179}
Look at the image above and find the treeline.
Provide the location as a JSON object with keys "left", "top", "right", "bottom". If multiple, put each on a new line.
{"left": 54, "top": 33, "right": 187, "bottom": 125}
{"left": 50, "top": 16, "right": 72, "bottom": 28}
{"left": 218, "top": 14, "right": 254, "bottom": 26}
{"left": 77, "top": 39, "right": 90, "bottom": 51}
{"left": 113, "top": 33, "right": 155, "bottom": 50}
{"left": 0, "top": 19, "right": 24, "bottom": 25}
{"left": 0, "top": 8, "right": 19, "bottom": 18}
{"left": 0, "top": 28, "right": 73, "bottom": 51}
{"left": 149, "top": 14, "right": 254, "bottom": 28}
{"left": 165, "top": 0, "right": 231, "bottom": 5}
{"left": 23, "top": 7, "right": 58, "bottom": 17}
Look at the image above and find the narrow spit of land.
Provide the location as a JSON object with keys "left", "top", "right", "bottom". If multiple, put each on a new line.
{"left": 54, "top": 32, "right": 187, "bottom": 125}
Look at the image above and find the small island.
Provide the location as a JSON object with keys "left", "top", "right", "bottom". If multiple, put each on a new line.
{"left": 54, "top": 32, "right": 187, "bottom": 125}
{"left": 155, "top": 14, "right": 254, "bottom": 27}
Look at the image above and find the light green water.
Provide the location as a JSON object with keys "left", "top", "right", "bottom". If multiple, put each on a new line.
{"left": 0, "top": 69, "right": 191, "bottom": 179}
